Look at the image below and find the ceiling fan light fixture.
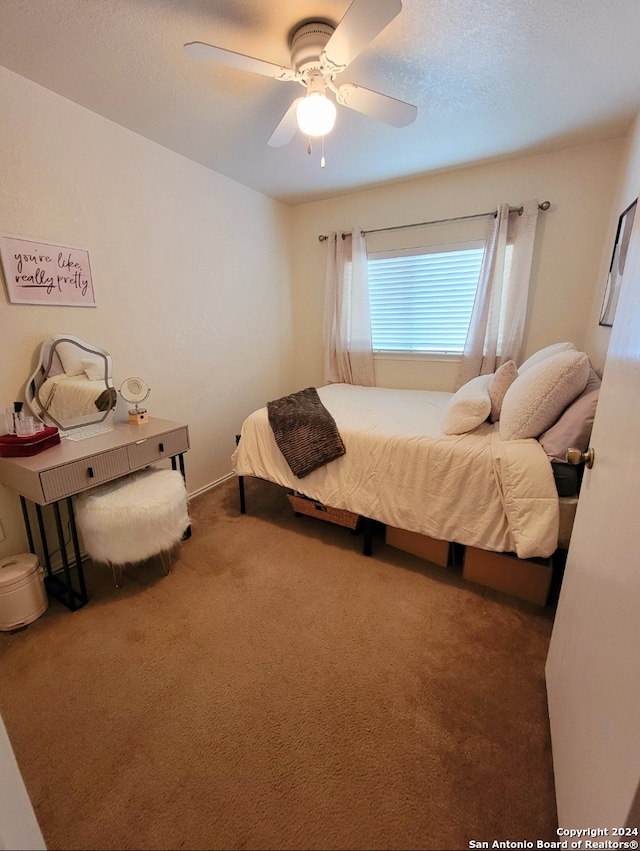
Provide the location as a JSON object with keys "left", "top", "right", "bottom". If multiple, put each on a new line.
{"left": 296, "top": 91, "right": 337, "bottom": 137}
{"left": 185, "top": 0, "right": 417, "bottom": 150}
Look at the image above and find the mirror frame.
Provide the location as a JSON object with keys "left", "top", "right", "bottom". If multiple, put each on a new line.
{"left": 26, "top": 334, "right": 116, "bottom": 432}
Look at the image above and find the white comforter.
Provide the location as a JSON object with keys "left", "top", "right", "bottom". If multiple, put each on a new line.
{"left": 232, "top": 383, "right": 559, "bottom": 558}
{"left": 38, "top": 374, "right": 107, "bottom": 423}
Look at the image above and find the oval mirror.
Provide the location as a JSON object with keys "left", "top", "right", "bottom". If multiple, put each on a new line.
{"left": 25, "top": 334, "right": 116, "bottom": 434}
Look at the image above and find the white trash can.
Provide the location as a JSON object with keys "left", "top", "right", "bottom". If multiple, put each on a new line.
{"left": 0, "top": 554, "right": 48, "bottom": 631}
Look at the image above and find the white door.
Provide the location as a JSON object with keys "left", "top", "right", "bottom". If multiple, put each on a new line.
{"left": 546, "top": 207, "right": 640, "bottom": 827}
{"left": 0, "top": 714, "right": 46, "bottom": 849}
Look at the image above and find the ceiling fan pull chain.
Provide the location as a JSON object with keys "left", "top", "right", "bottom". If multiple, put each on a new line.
{"left": 307, "top": 137, "right": 312, "bottom": 155}
{"left": 321, "top": 136, "right": 326, "bottom": 169}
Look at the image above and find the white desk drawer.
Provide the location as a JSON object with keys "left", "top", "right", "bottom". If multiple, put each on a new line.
{"left": 126, "top": 426, "right": 189, "bottom": 470}
{"left": 40, "top": 447, "right": 130, "bottom": 502}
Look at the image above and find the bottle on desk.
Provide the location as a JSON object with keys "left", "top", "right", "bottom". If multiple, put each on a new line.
{"left": 5, "top": 403, "right": 36, "bottom": 437}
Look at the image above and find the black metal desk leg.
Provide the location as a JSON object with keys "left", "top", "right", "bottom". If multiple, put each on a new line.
{"left": 53, "top": 502, "right": 77, "bottom": 611}
{"left": 19, "top": 496, "right": 36, "bottom": 554}
{"left": 35, "top": 504, "right": 54, "bottom": 578}
{"left": 67, "top": 498, "right": 87, "bottom": 603}
{"left": 173, "top": 453, "right": 192, "bottom": 540}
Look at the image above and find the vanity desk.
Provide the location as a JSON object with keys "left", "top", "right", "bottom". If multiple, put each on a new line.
{"left": 0, "top": 417, "right": 190, "bottom": 611}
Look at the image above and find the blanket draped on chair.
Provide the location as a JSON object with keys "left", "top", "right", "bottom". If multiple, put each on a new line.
{"left": 267, "top": 387, "right": 346, "bottom": 478}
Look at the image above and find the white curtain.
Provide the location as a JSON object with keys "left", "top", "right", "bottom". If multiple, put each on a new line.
{"left": 456, "top": 200, "right": 540, "bottom": 389}
{"left": 322, "top": 228, "right": 375, "bottom": 386}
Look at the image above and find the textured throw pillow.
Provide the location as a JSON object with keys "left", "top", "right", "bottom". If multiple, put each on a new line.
{"left": 538, "top": 369, "right": 601, "bottom": 462}
{"left": 500, "top": 350, "right": 590, "bottom": 440}
{"left": 518, "top": 342, "right": 577, "bottom": 373}
{"left": 55, "top": 341, "right": 88, "bottom": 376}
{"left": 443, "top": 374, "right": 492, "bottom": 435}
{"left": 81, "top": 358, "right": 106, "bottom": 381}
{"left": 487, "top": 360, "right": 518, "bottom": 423}
{"left": 577, "top": 366, "right": 601, "bottom": 398}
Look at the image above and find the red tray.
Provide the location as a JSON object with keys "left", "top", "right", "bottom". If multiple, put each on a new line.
{"left": 0, "top": 426, "right": 60, "bottom": 457}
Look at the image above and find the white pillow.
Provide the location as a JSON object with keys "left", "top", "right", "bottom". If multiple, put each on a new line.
{"left": 500, "top": 350, "right": 590, "bottom": 440}
{"left": 55, "top": 341, "right": 88, "bottom": 376}
{"left": 443, "top": 374, "right": 492, "bottom": 435}
{"left": 487, "top": 360, "right": 518, "bottom": 423}
{"left": 518, "top": 342, "right": 577, "bottom": 373}
{"left": 81, "top": 358, "right": 105, "bottom": 381}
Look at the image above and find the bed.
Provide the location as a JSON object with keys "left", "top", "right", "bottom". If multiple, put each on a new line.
{"left": 232, "top": 344, "right": 600, "bottom": 563}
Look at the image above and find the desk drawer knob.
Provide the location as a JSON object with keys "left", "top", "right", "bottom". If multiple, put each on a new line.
{"left": 87, "top": 466, "right": 94, "bottom": 478}
{"left": 159, "top": 442, "right": 164, "bottom": 453}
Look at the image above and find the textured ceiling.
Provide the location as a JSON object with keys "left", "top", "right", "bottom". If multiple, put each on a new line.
{"left": 2, "top": 0, "right": 640, "bottom": 205}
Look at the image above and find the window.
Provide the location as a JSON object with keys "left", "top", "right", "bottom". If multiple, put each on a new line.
{"left": 368, "top": 242, "right": 484, "bottom": 355}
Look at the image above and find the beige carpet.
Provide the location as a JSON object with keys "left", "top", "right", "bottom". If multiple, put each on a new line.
{"left": 0, "top": 477, "right": 558, "bottom": 850}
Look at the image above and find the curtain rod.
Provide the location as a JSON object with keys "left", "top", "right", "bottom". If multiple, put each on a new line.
{"left": 317, "top": 200, "right": 551, "bottom": 242}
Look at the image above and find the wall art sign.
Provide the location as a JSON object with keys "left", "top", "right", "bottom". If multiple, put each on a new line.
{"left": 599, "top": 199, "right": 637, "bottom": 327}
{"left": 0, "top": 233, "right": 96, "bottom": 307}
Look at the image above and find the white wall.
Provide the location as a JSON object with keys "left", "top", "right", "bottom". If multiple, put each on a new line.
{"left": 0, "top": 67, "right": 294, "bottom": 559}
{"left": 290, "top": 139, "right": 624, "bottom": 390}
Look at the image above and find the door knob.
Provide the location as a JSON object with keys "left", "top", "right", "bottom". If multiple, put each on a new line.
{"left": 566, "top": 447, "right": 595, "bottom": 468}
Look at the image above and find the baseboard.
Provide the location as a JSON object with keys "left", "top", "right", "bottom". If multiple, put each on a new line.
{"left": 187, "top": 472, "right": 235, "bottom": 500}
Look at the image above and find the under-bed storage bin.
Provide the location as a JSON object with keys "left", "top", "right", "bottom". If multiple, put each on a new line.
{"left": 385, "top": 526, "right": 453, "bottom": 568}
{"left": 287, "top": 492, "right": 361, "bottom": 530}
{"left": 462, "top": 547, "right": 552, "bottom": 606}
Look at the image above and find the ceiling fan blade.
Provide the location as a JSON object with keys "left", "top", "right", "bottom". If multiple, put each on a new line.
{"left": 184, "top": 42, "right": 296, "bottom": 81}
{"left": 322, "top": 0, "right": 402, "bottom": 72}
{"left": 337, "top": 83, "right": 417, "bottom": 127}
{"left": 268, "top": 98, "right": 304, "bottom": 147}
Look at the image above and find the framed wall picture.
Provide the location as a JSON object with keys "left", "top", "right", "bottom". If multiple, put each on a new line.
{"left": 599, "top": 198, "right": 637, "bottom": 327}
{"left": 0, "top": 233, "right": 96, "bottom": 307}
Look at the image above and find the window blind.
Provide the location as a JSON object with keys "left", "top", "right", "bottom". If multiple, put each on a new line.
{"left": 368, "top": 246, "right": 484, "bottom": 354}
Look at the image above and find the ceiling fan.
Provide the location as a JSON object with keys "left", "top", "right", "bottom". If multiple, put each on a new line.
{"left": 184, "top": 0, "right": 417, "bottom": 155}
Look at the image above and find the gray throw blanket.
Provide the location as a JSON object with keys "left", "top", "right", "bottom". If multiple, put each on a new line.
{"left": 267, "top": 387, "right": 346, "bottom": 478}
{"left": 94, "top": 387, "right": 117, "bottom": 412}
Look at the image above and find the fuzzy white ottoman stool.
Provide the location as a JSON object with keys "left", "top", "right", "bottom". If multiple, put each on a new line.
{"left": 76, "top": 468, "right": 190, "bottom": 588}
